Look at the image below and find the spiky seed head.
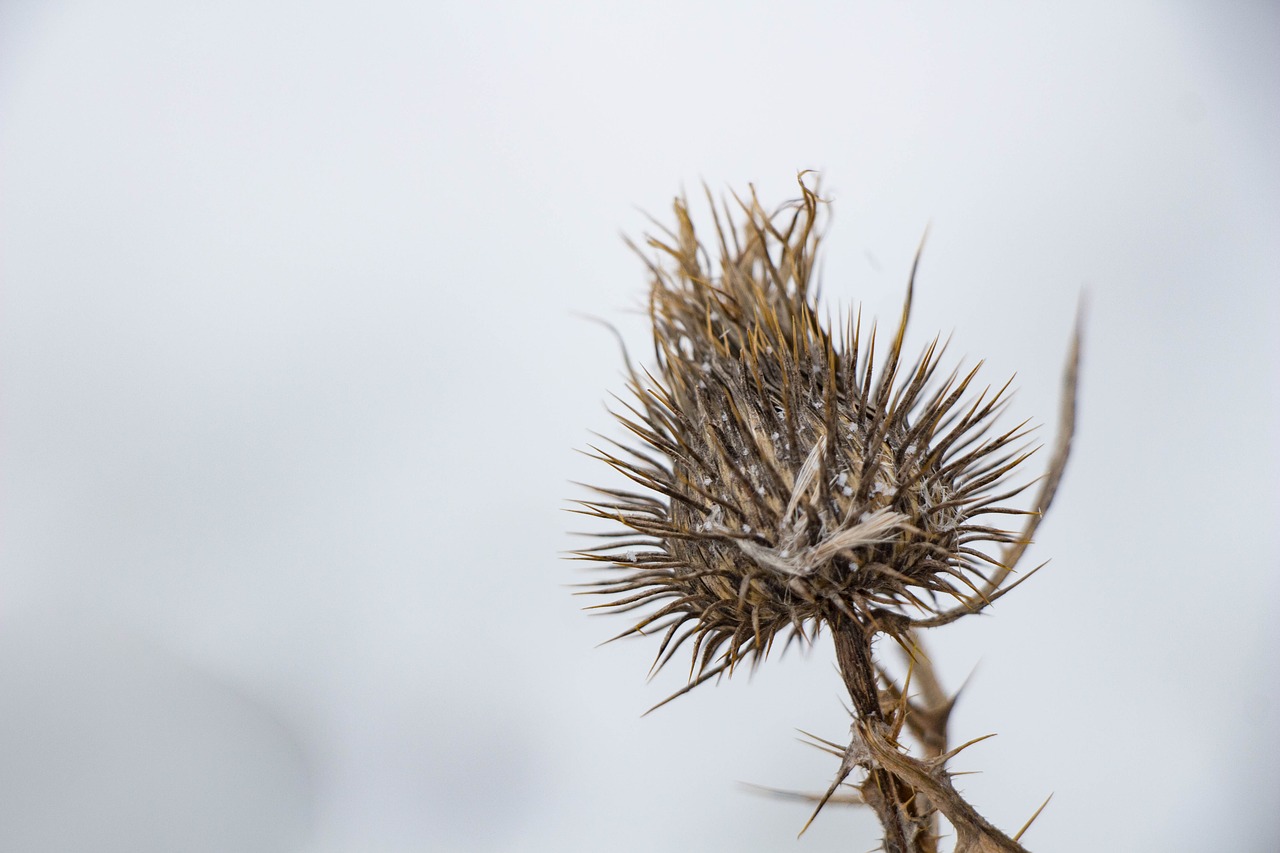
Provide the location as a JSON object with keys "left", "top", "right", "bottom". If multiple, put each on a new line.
{"left": 573, "top": 179, "right": 1039, "bottom": 693}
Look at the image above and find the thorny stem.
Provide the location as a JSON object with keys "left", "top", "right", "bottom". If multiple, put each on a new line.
{"left": 832, "top": 620, "right": 936, "bottom": 853}
{"left": 832, "top": 618, "right": 882, "bottom": 720}
{"left": 830, "top": 619, "right": 1038, "bottom": 853}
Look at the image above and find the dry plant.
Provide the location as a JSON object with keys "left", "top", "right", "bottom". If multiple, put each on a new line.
{"left": 571, "top": 175, "right": 1080, "bottom": 852}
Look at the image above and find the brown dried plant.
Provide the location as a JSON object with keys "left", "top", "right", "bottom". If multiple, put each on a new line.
{"left": 571, "top": 175, "right": 1080, "bottom": 852}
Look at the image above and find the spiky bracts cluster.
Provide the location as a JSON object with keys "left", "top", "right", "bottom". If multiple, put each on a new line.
{"left": 578, "top": 183, "right": 1054, "bottom": 679}
{"left": 572, "top": 178, "right": 1079, "bottom": 851}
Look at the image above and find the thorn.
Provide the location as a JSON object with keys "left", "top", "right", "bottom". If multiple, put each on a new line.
{"left": 1013, "top": 792, "right": 1054, "bottom": 841}
{"left": 796, "top": 729, "right": 847, "bottom": 753}
{"left": 938, "top": 732, "right": 998, "bottom": 764}
{"left": 798, "top": 769, "right": 851, "bottom": 837}
{"left": 741, "top": 781, "right": 865, "bottom": 807}
{"left": 640, "top": 658, "right": 731, "bottom": 716}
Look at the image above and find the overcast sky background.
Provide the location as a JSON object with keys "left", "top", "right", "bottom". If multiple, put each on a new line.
{"left": 1, "top": 2, "right": 1277, "bottom": 851}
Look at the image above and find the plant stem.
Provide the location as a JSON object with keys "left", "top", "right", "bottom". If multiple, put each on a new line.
{"left": 832, "top": 618, "right": 935, "bottom": 853}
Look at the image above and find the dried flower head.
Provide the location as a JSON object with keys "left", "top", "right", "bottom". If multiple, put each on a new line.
{"left": 577, "top": 178, "right": 1071, "bottom": 677}
{"left": 571, "top": 175, "right": 1079, "bottom": 850}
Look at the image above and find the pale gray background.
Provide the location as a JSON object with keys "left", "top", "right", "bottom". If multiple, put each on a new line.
{"left": 1, "top": 2, "right": 1277, "bottom": 851}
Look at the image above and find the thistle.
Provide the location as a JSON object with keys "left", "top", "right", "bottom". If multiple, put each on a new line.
{"left": 572, "top": 176, "right": 1079, "bottom": 852}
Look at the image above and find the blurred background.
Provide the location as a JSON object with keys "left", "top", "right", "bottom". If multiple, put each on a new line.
{"left": 1, "top": 2, "right": 1277, "bottom": 851}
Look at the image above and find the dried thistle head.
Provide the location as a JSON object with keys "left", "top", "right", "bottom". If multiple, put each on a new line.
{"left": 571, "top": 175, "right": 1080, "bottom": 851}
{"left": 574, "top": 177, "right": 1077, "bottom": 703}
